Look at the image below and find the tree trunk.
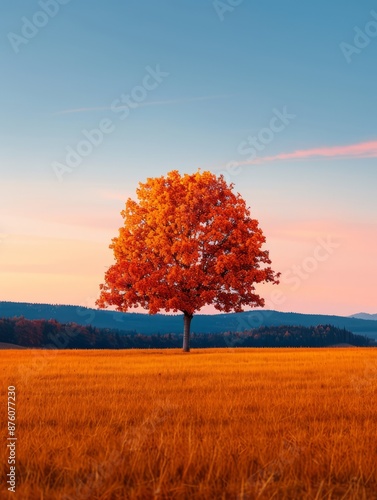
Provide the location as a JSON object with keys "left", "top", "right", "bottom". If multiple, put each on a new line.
{"left": 182, "top": 313, "right": 193, "bottom": 352}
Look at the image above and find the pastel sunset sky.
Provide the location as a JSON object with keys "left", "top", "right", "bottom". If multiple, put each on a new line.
{"left": 1, "top": 1, "right": 376, "bottom": 316}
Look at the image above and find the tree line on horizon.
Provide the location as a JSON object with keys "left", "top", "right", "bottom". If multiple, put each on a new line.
{"left": 0, "top": 317, "right": 373, "bottom": 349}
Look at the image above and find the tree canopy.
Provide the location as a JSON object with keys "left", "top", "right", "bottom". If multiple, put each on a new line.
{"left": 96, "top": 170, "right": 280, "bottom": 350}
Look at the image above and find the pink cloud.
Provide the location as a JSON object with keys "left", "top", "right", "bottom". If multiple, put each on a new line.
{"left": 239, "top": 139, "right": 377, "bottom": 165}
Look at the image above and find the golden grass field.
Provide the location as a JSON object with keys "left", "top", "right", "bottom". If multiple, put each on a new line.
{"left": 1, "top": 348, "right": 377, "bottom": 499}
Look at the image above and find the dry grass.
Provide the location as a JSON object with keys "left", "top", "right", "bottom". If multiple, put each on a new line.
{"left": 1, "top": 348, "right": 377, "bottom": 499}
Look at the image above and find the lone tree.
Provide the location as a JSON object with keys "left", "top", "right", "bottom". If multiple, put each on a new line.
{"left": 96, "top": 170, "right": 280, "bottom": 352}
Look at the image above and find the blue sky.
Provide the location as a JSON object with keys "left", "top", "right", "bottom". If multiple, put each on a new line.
{"left": 1, "top": 1, "right": 376, "bottom": 314}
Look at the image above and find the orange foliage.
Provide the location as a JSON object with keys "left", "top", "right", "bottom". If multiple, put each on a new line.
{"left": 96, "top": 170, "right": 279, "bottom": 349}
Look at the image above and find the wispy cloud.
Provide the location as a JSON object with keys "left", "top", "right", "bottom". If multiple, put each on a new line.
{"left": 239, "top": 139, "right": 377, "bottom": 166}
{"left": 55, "top": 94, "right": 230, "bottom": 115}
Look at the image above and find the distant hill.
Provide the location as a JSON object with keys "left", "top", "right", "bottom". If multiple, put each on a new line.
{"left": 0, "top": 317, "right": 372, "bottom": 349}
{"left": 1, "top": 301, "right": 377, "bottom": 339}
{"left": 350, "top": 313, "right": 377, "bottom": 321}
{"left": 0, "top": 342, "right": 26, "bottom": 349}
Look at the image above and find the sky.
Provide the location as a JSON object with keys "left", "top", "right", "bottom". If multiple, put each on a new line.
{"left": 1, "top": 0, "right": 376, "bottom": 316}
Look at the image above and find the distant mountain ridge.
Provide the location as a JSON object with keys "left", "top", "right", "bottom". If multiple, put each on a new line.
{"left": 1, "top": 301, "right": 377, "bottom": 339}
{"left": 350, "top": 313, "right": 377, "bottom": 321}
